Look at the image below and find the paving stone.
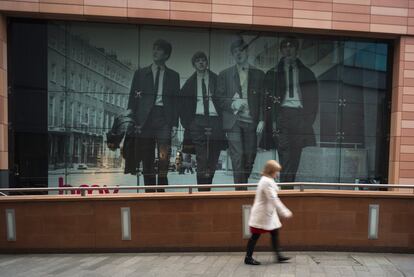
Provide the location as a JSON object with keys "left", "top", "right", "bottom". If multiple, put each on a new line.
{"left": 203, "top": 255, "right": 231, "bottom": 277}
{"left": 216, "top": 255, "right": 242, "bottom": 277}
{"left": 296, "top": 255, "right": 310, "bottom": 265}
{"left": 0, "top": 252, "right": 412, "bottom": 277}
{"left": 309, "top": 274, "right": 326, "bottom": 277}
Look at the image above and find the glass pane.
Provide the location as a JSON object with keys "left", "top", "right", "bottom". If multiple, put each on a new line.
{"left": 48, "top": 22, "right": 66, "bottom": 93}
{"left": 283, "top": 37, "right": 342, "bottom": 184}
{"left": 339, "top": 40, "right": 389, "bottom": 185}
{"left": 209, "top": 29, "right": 277, "bottom": 188}
{"left": 47, "top": 22, "right": 139, "bottom": 192}
{"left": 135, "top": 26, "right": 212, "bottom": 190}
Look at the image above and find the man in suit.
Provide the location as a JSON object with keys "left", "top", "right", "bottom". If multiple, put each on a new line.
{"left": 125, "top": 39, "right": 180, "bottom": 192}
{"left": 180, "top": 51, "right": 226, "bottom": 191}
{"left": 264, "top": 37, "right": 319, "bottom": 183}
{"left": 216, "top": 39, "right": 265, "bottom": 189}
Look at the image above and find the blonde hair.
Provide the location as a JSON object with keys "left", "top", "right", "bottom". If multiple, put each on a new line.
{"left": 261, "top": 160, "right": 282, "bottom": 177}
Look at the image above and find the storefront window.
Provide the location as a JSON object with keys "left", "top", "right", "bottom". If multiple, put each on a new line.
{"left": 9, "top": 19, "right": 392, "bottom": 191}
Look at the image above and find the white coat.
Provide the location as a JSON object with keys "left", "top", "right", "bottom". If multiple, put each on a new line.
{"left": 248, "top": 176, "right": 292, "bottom": 230}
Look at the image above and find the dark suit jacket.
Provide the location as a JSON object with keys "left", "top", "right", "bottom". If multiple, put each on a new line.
{"left": 123, "top": 65, "right": 180, "bottom": 174}
{"left": 127, "top": 65, "right": 180, "bottom": 128}
{"left": 262, "top": 58, "right": 319, "bottom": 149}
{"left": 180, "top": 71, "right": 221, "bottom": 128}
{"left": 179, "top": 70, "right": 227, "bottom": 150}
{"left": 215, "top": 65, "right": 265, "bottom": 130}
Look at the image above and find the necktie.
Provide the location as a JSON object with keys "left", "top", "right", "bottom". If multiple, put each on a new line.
{"left": 154, "top": 66, "right": 160, "bottom": 95}
{"left": 202, "top": 78, "right": 209, "bottom": 116}
{"left": 288, "top": 65, "right": 294, "bottom": 98}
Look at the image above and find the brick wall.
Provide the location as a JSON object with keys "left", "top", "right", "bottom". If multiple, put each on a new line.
{"left": 0, "top": 192, "right": 413, "bottom": 253}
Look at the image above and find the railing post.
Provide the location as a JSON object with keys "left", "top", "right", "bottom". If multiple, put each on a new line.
{"left": 300, "top": 184, "right": 304, "bottom": 192}
{"left": 81, "top": 188, "right": 86, "bottom": 196}
{"left": 189, "top": 187, "right": 192, "bottom": 194}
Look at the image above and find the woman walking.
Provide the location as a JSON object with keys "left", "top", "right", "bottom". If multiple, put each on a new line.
{"left": 245, "top": 160, "right": 293, "bottom": 265}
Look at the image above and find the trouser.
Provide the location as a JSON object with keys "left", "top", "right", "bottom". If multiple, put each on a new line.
{"left": 140, "top": 106, "right": 171, "bottom": 192}
{"left": 245, "top": 229, "right": 281, "bottom": 258}
{"left": 185, "top": 166, "right": 193, "bottom": 174}
{"left": 227, "top": 120, "right": 257, "bottom": 190}
{"left": 190, "top": 116, "right": 223, "bottom": 191}
{"left": 278, "top": 108, "right": 306, "bottom": 184}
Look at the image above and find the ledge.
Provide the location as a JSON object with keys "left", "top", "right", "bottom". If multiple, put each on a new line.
{"left": 1, "top": 190, "right": 413, "bottom": 203}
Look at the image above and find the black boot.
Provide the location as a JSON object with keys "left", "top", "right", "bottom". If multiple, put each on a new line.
{"left": 244, "top": 256, "right": 261, "bottom": 265}
{"left": 276, "top": 254, "right": 291, "bottom": 263}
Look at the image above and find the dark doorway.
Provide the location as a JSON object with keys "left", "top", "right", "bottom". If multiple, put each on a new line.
{"left": 8, "top": 19, "right": 48, "bottom": 193}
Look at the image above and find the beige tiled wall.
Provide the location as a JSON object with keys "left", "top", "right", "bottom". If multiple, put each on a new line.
{"left": 0, "top": 1, "right": 411, "bottom": 41}
{"left": 390, "top": 35, "right": 414, "bottom": 186}
{"left": 0, "top": 0, "right": 413, "bottom": 184}
{"left": 0, "top": 0, "right": 412, "bottom": 33}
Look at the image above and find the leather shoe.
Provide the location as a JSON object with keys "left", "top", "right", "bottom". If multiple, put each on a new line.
{"left": 277, "top": 256, "right": 291, "bottom": 263}
{"left": 244, "top": 257, "right": 261, "bottom": 265}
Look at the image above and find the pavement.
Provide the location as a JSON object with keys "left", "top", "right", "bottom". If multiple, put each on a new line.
{"left": 0, "top": 252, "right": 413, "bottom": 277}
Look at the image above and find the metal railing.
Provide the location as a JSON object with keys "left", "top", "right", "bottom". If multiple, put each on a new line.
{"left": 0, "top": 182, "right": 413, "bottom": 196}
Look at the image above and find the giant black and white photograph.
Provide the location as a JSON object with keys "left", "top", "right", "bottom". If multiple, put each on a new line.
{"left": 47, "top": 22, "right": 390, "bottom": 192}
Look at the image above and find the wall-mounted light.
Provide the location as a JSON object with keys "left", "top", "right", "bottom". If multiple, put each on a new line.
{"left": 121, "top": 207, "right": 131, "bottom": 240}
{"left": 368, "top": 204, "right": 379, "bottom": 239}
{"left": 6, "top": 209, "right": 16, "bottom": 241}
{"left": 242, "top": 205, "right": 252, "bottom": 239}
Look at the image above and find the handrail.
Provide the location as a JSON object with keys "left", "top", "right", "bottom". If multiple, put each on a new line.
{"left": 0, "top": 182, "right": 413, "bottom": 196}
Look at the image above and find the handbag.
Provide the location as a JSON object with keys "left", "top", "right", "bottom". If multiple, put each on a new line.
{"left": 106, "top": 110, "right": 135, "bottom": 149}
